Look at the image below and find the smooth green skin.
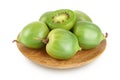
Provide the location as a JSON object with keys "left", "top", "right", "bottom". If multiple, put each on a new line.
{"left": 46, "top": 9, "right": 76, "bottom": 30}
{"left": 18, "top": 21, "right": 49, "bottom": 49}
{"left": 74, "top": 10, "right": 92, "bottom": 22}
{"left": 73, "top": 21, "right": 104, "bottom": 49}
{"left": 46, "top": 28, "right": 81, "bottom": 60}
{"left": 39, "top": 11, "right": 52, "bottom": 23}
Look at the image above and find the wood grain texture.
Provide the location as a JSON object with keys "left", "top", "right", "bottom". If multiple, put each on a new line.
{"left": 16, "top": 40, "right": 107, "bottom": 69}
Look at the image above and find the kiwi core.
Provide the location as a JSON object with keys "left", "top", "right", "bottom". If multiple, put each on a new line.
{"left": 52, "top": 13, "right": 69, "bottom": 23}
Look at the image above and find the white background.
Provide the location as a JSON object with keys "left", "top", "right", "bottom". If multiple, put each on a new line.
{"left": 0, "top": 0, "right": 120, "bottom": 80}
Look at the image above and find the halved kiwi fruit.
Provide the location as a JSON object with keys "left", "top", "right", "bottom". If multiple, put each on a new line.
{"left": 46, "top": 9, "right": 76, "bottom": 30}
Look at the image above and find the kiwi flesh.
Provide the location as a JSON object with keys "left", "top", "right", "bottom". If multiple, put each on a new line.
{"left": 46, "top": 9, "right": 76, "bottom": 30}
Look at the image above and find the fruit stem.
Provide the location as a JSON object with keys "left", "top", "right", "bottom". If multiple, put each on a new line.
{"left": 105, "top": 32, "right": 108, "bottom": 38}
{"left": 12, "top": 40, "right": 19, "bottom": 43}
{"left": 42, "top": 38, "right": 49, "bottom": 44}
{"left": 34, "top": 37, "right": 49, "bottom": 44}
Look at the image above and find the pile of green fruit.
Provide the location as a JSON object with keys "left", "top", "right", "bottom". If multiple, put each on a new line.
{"left": 17, "top": 9, "right": 105, "bottom": 60}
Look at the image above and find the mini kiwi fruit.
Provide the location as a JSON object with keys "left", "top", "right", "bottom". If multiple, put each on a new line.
{"left": 73, "top": 21, "right": 105, "bottom": 49}
{"left": 74, "top": 10, "right": 92, "bottom": 22}
{"left": 39, "top": 11, "right": 52, "bottom": 23}
{"left": 46, "top": 9, "right": 76, "bottom": 30}
{"left": 17, "top": 21, "right": 49, "bottom": 49}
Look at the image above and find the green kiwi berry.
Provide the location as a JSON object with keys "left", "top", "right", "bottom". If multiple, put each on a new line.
{"left": 74, "top": 10, "right": 92, "bottom": 22}
{"left": 39, "top": 11, "right": 52, "bottom": 23}
{"left": 46, "top": 9, "right": 76, "bottom": 30}
{"left": 46, "top": 28, "right": 81, "bottom": 59}
{"left": 17, "top": 21, "right": 49, "bottom": 49}
{"left": 73, "top": 21, "right": 105, "bottom": 49}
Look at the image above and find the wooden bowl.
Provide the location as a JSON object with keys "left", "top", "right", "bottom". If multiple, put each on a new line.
{"left": 16, "top": 40, "right": 106, "bottom": 69}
